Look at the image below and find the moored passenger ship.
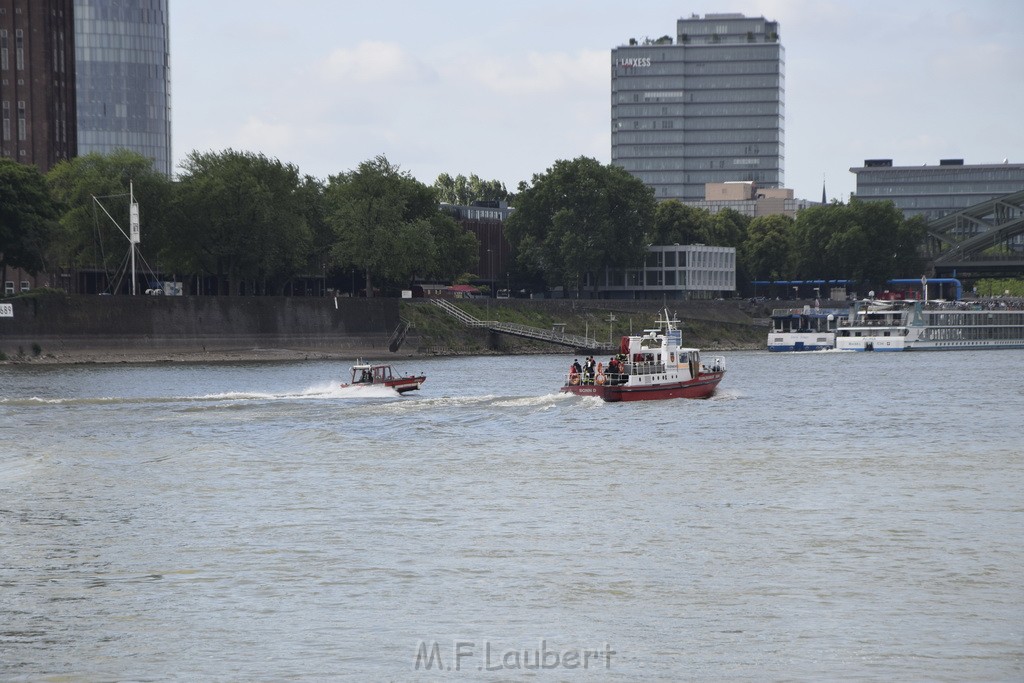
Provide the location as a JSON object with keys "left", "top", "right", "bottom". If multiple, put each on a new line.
{"left": 767, "top": 306, "right": 849, "bottom": 351}
{"left": 835, "top": 299, "right": 1024, "bottom": 351}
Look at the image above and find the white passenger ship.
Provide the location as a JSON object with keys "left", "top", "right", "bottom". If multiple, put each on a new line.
{"left": 767, "top": 306, "right": 848, "bottom": 351}
{"left": 835, "top": 298, "right": 1024, "bottom": 351}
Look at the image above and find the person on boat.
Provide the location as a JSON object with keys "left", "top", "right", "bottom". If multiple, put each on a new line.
{"left": 569, "top": 359, "right": 582, "bottom": 385}
{"left": 607, "top": 356, "right": 621, "bottom": 385}
{"left": 584, "top": 356, "right": 596, "bottom": 384}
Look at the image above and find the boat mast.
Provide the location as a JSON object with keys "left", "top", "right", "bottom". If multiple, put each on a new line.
{"left": 130, "top": 181, "right": 140, "bottom": 295}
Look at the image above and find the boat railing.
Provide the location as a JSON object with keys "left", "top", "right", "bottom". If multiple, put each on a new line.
{"left": 624, "top": 361, "right": 666, "bottom": 376}
{"left": 564, "top": 371, "right": 630, "bottom": 386}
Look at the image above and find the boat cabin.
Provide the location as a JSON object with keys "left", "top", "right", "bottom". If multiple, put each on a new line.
{"left": 351, "top": 363, "right": 394, "bottom": 385}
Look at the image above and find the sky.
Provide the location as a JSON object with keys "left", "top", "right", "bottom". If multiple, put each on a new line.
{"left": 169, "top": 0, "right": 1024, "bottom": 203}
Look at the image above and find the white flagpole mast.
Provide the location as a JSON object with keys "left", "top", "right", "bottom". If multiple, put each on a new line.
{"left": 129, "top": 181, "right": 140, "bottom": 295}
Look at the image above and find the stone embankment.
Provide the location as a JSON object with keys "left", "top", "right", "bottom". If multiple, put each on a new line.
{"left": 0, "top": 292, "right": 769, "bottom": 364}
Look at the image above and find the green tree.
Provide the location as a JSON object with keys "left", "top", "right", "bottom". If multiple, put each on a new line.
{"left": 433, "top": 173, "right": 510, "bottom": 205}
{"left": 651, "top": 199, "right": 710, "bottom": 245}
{"left": 790, "top": 199, "right": 926, "bottom": 289}
{"left": 326, "top": 156, "right": 441, "bottom": 296}
{"left": 743, "top": 213, "right": 794, "bottom": 280}
{"left": 295, "top": 175, "right": 332, "bottom": 293}
{"left": 46, "top": 150, "right": 173, "bottom": 274}
{"left": 703, "top": 207, "right": 750, "bottom": 249}
{"left": 425, "top": 213, "right": 478, "bottom": 282}
{"left": 505, "top": 157, "right": 655, "bottom": 295}
{"left": 0, "top": 158, "right": 60, "bottom": 277}
{"left": 169, "top": 149, "right": 312, "bottom": 295}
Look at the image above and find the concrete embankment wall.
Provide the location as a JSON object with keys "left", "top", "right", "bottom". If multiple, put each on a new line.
{"left": 0, "top": 294, "right": 399, "bottom": 358}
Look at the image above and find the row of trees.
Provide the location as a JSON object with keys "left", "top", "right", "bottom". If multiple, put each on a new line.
{"left": 2, "top": 149, "right": 930, "bottom": 298}
{"left": 1, "top": 151, "right": 486, "bottom": 296}
{"left": 506, "top": 156, "right": 929, "bottom": 293}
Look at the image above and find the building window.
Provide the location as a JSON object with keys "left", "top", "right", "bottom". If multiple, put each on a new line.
{"left": 2, "top": 101, "right": 8, "bottom": 141}
{"left": 15, "top": 29, "right": 23, "bottom": 70}
{"left": 1, "top": 30, "right": 7, "bottom": 70}
{"left": 4, "top": 281, "right": 13, "bottom": 295}
{"left": 20, "top": 280, "right": 29, "bottom": 292}
{"left": 17, "top": 101, "right": 25, "bottom": 141}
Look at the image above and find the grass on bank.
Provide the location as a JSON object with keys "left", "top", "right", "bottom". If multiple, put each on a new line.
{"left": 400, "top": 299, "right": 765, "bottom": 353}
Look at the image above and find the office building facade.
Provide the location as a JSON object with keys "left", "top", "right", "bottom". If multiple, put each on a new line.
{"left": 611, "top": 13, "right": 784, "bottom": 202}
{"left": 586, "top": 244, "right": 737, "bottom": 300}
{"left": 851, "top": 159, "right": 1024, "bottom": 221}
{"left": 74, "top": 0, "right": 171, "bottom": 176}
{"left": 0, "top": 0, "right": 77, "bottom": 172}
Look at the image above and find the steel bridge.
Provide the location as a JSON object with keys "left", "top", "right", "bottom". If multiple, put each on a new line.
{"left": 926, "top": 189, "right": 1024, "bottom": 277}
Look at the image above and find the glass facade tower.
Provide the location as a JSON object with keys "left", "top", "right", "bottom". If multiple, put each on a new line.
{"left": 74, "top": 0, "right": 171, "bottom": 176}
{"left": 611, "top": 13, "right": 784, "bottom": 202}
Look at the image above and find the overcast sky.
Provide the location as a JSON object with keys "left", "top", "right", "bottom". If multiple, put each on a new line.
{"left": 169, "top": 0, "right": 1023, "bottom": 203}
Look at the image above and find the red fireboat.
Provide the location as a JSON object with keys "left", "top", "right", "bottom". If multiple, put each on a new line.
{"left": 560, "top": 310, "right": 725, "bottom": 402}
{"left": 343, "top": 360, "right": 426, "bottom": 394}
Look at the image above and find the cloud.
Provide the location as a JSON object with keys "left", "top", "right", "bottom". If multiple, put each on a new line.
{"left": 456, "top": 49, "right": 607, "bottom": 96}
{"left": 319, "top": 41, "right": 434, "bottom": 85}
{"left": 234, "top": 117, "right": 296, "bottom": 157}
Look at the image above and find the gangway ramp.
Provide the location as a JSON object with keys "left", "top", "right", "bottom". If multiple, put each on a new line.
{"left": 429, "top": 298, "right": 614, "bottom": 352}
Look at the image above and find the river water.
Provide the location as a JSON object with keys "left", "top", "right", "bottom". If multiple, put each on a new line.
{"left": 1, "top": 350, "right": 1022, "bottom": 681}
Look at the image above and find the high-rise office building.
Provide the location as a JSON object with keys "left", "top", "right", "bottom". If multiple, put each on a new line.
{"left": 611, "top": 13, "right": 784, "bottom": 202}
{"left": 0, "top": 0, "right": 77, "bottom": 172}
{"left": 851, "top": 158, "right": 1024, "bottom": 221}
{"left": 74, "top": 0, "right": 171, "bottom": 176}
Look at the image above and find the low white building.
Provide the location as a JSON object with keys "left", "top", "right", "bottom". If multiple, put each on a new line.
{"left": 585, "top": 244, "right": 736, "bottom": 300}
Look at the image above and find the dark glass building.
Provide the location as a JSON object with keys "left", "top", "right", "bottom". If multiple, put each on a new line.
{"left": 74, "top": 0, "right": 171, "bottom": 176}
{"left": 0, "top": 0, "right": 77, "bottom": 172}
{"left": 611, "top": 13, "right": 784, "bottom": 202}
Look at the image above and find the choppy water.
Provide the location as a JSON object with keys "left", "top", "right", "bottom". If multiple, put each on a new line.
{"left": 1, "top": 351, "right": 1022, "bottom": 681}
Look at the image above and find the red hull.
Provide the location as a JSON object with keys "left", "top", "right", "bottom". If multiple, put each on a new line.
{"left": 384, "top": 376, "right": 426, "bottom": 393}
{"left": 560, "top": 372, "right": 724, "bottom": 402}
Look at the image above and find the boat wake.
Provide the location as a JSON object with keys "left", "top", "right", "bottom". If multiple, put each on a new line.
{"left": 0, "top": 381, "right": 403, "bottom": 407}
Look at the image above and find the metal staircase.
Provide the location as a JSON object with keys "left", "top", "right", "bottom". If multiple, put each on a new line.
{"left": 387, "top": 318, "right": 412, "bottom": 352}
{"left": 429, "top": 298, "right": 613, "bottom": 352}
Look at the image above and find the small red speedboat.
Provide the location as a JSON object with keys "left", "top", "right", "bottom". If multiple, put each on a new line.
{"left": 343, "top": 360, "right": 426, "bottom": 394}
{"left": 560, "top": 310, "right": 724, "bottom": 402}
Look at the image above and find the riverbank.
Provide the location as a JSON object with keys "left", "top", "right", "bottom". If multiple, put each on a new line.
{"left": 0, "top": 295, "right": 769, "bottom": 365}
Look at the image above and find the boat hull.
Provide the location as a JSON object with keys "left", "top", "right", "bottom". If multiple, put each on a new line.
{"left": 385, "top": 377, "right": 426, "bottom": 393}
{"left": 561, "top": 372, "right": 724, "bottom": 402}
{"left": 767, "top": 332, "right": 836, "bottom": 352}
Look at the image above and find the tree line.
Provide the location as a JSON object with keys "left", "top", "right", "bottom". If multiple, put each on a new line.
{"left": 1, "top": 150, "right": 929, "bottom": 297}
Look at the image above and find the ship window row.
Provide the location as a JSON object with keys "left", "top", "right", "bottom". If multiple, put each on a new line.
{"left": 919, "top": 326, "right": 1024, "bottom": 341}
{"left": 928, "top": 312, "right": 1024, "bottom": 326}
